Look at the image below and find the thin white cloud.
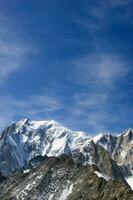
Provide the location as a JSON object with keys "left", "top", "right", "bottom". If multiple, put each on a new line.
{"left": 66, "top": 0, "right": 133, "bottom": 133}
{"left": 73, "top": 52, "right": 130, "bottom": 87}
{"left": 74, "top": 93, "right": 108, "bottom": 108}
{"left": 60, "top": 90, "right": 133, "bottom": 133}
{"left": 62, "top": 51, "right": 131, "bottom": 133}
{"left": 0, "top": 14, "right": 33, "bottom": 84}
{"left": 0, "top": 13, "right": 61, "bottom": 130}
{"left": 0, "top": 3, "right": 132, "bottom": 135}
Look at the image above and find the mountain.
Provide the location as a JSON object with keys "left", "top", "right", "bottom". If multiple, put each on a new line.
{"left": 93, "top": 130, "right": 133, "bottom": 190}
{"left": 0, "top": 155, "right": 133, "bottom": 200}
{"left": 93, "top": 129, "right": 133, "bottom": 170}
{"left": 0, "top": 118, "right": 132, "bottom": 199}
{"left": 0, "top": 119, "right": 126, "bottom": 181}
{"left": 0, "top": 118, "right": 90, "bottom": 174}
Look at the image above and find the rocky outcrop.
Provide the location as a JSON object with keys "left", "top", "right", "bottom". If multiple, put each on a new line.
{"left": 0, "top": 155, "right": 132, "bottom": 200}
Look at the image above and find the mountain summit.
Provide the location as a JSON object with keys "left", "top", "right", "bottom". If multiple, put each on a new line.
{"left": 0, "top": 119, "right": 133, "bottom": 199}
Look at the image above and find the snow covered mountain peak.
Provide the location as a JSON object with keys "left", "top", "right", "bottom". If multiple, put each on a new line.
{"left": 17, "top": 118, "right": 30, "bottom": 125}
{"left": 0, "top": 119, "right": 92, "bottom": 175}
{"left": 16, "top": 119, "right": 58, "bottom": 130}
{"left": 0, "top": 118, "right": 132, "bottom": 189}
{"left": 14, "top": 119, "right": 89, "bottom": 143}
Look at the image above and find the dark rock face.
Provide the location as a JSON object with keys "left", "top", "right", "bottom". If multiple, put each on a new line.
{"left": 71, "top": 141, "right": 127, "bottom": 184}
{"left": 29, "top": 155, "right": 48, "bottom": 168}
{"left": 119, "top": 164, "right": 132, "bottom": 178}
{"left": 68, "top": 178, "right": 133, "bottom": 200}
{"left": 0, "top": 156, "right": 132, "bottom": 200}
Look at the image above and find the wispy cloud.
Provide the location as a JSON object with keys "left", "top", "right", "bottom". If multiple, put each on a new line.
{"left": 72, "top": 52, "right": 130, "bottom": 87}
{"left": 60, "top": 50, "right": 132, "bottom": 133}
{"left": 67, "top": 0, "right": 133, "bottom": 133}
{"left": 60, "top": 90, "right": 133, "bottom": 134}
{"left": 0, "top": 12, "right": 62, "bottom": 130}
{"left": 0, "top": 14, "right": 33, "bottom": 84}
{"left": 0, "top": 1, "right": 132, "bottom": 135}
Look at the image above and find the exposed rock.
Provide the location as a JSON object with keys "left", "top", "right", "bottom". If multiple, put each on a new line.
{"left": 0, "top": 155, "right": 132, "bottom": 200}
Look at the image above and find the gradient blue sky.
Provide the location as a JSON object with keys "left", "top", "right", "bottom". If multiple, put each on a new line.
{"left": 0, "top": 0, "right": 133, "bottom": 134}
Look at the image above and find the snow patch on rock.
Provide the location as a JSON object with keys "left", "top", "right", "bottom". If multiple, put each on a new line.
{"left": 95, "top": 171, "right": 110, "bottom": 181}
{"left": 126, "top": 176, "right": 133, "bottom": 190}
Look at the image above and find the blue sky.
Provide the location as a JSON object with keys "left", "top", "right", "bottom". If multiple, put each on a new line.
{"left": 0, "top": 0, "right": 133, "bottom": 134}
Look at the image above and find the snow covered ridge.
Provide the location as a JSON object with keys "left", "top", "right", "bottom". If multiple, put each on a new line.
{"left": 0, "top": 119, "right": 132, "bottom": 165}
{"left": 0, "top": 118, "right": 92, "bottom": 174}
{"left": 0, "top": 118, "right": 133, "bottom": 190}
